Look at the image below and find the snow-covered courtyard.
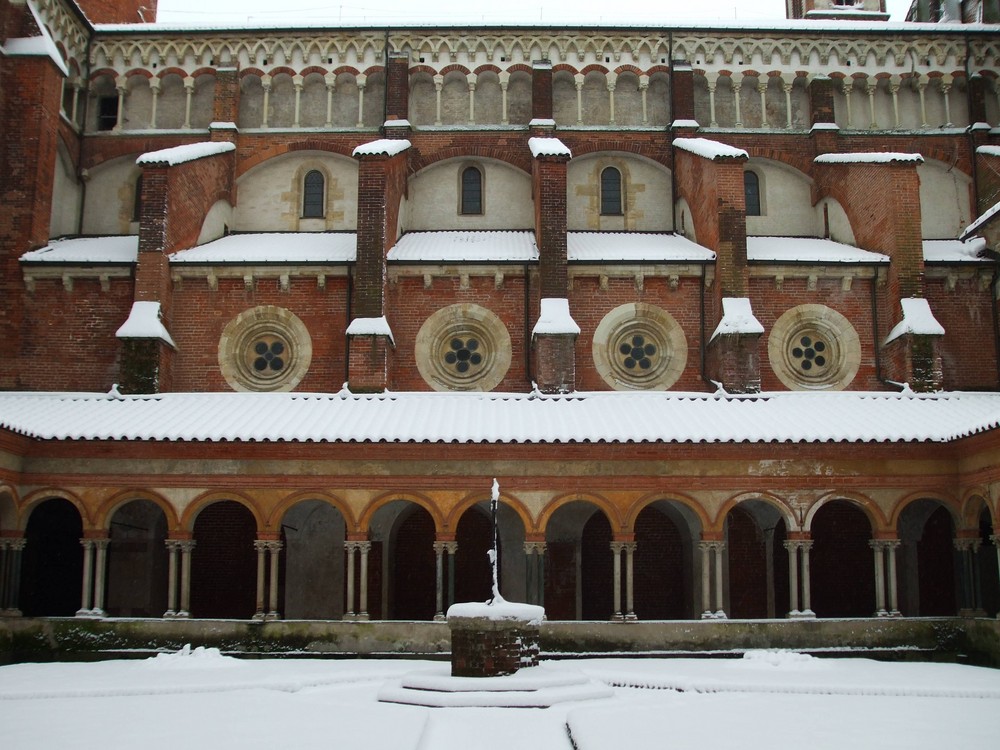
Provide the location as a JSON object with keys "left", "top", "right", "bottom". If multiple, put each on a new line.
{"left": 1, "top": 648, "right": 998, "bottom": 749}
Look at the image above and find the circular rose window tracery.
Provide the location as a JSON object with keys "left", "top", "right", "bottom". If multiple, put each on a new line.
{"left": 415, "top": 304, "right": 511, "bottom": 391}
{"left": 593, "top": 303, "right": 687, "bottom": 390}
{"left": 768, "top": 304, "right": 860, "bottom": 391}
{"left": 219, "top": 306, "right": 312, "bottom": 392}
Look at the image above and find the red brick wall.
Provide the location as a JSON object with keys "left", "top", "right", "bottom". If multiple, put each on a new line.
{"left": 386, "top": 55, "right": 410, "bottom": 122}
{"left": 925, "top": 277, "right": 998, "bottom": 390}
{"left": 76, "top": 0, "right": 156, "bottom": 23}
{"left": 533, "top": 156, "right": 569, "bottom": 298}
{"left": 212, "top": 69, "right": 240, "bottom": 124}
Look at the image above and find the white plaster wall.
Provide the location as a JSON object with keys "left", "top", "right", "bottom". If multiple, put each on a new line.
{"left": 405, "top": 158, "right": 533, "bottom": 231}
{"left": 190, "top": 75, "right": 216, "bottom": 128}
{"left": 918, "top": 160, "right": 972, "bottom": 239}
{"left": 157, "top": 74, "right": 187, "bottom": 129}
{"left": 409, "top": 72, "right": 436, "bottom": 126}
{"left": 474, "top": 71, "right": 502, "bottom": 125}
{"left": 744, "top": 159, "right": 817, "bottom": 237}
{"left": 239, "top": 75, "right": 264, "bottom": 128}
{"left": 507, "top": 71, "right": 532, "bottom": 125}
{"left": 676, "top": 197, "right": 696, "bottom": 242}
{"left": 123, "top": 76, "right": 152, "bottom": 130}
{"left": 300, "top": 72, "right": 327, "bottom": 127}
{"left": 198, "top": 200, "right": 234, "bottom": 244}
{"left": 49, "top": 144, "right": 82, "bottom": 238}
{"left": 567, "top": 153, "right": 672, "bottom": 232}
{"left": 613, "top": 72, "right": 643, "bottom": 127}
{"left": 817, "top": 197, "right": 856, "bottom": 245}
{"left": 234, "top": 151, "right": 358, "bottom": 231}
{"left": 81, "top": 155, "right": 140, "bottom": 235}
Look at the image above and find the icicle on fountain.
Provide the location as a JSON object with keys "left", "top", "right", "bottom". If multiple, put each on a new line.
{"left": 445, "top": 478, "right": 544, "bottom": 677}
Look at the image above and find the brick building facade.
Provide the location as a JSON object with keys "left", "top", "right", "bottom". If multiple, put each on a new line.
{"left": 1, "top": 0, "right": 999, "bottom": 626}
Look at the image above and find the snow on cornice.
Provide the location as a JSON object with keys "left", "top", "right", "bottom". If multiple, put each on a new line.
{"left": 747, "top": 237, "right": 888, "bottom": 264}
{"left": 3, "top": 390, "right": 1000, "bottom": 444}
{"left": 387, "top": 231, "right": 538, "bottom": 262}
{"left": 924, "top": 238, "right": 989, "bottom": 262}
{"left": 674, "top": 138, "right": 748, "bottom": 161}
{"left": 711, "top": 298, "right": 764, "bottom": 341}
{"left": 0, "top": 1, "right": 68, "bottom": 76}
{"left": 115, "top": 301, "right": 176, "bottom": 347}
{"left": 170, "top": 233, "right": 356, "bottom": 264}
{"left": 814, "top": 152, "right": 923, "bottom": 165}
{"left": 20, "top": 236, "right": 138, "bottom": 264}
{"left": 883, "top": 298, "right": 945, "bottom": 345}
{"left": 528, "top": 137, "right": 571, "bottom": 158}
{"left": 533, "top": 298, "right": 581, "bottom": 337}
{"left": 137, "top": 142, "right": 235, "bottom": 166}
{"left": 346, "top": 316, "right": 394, "bottom": 342}
{"left": 962, "top": 200, "right": 1000, "bottom": 240}
{"left": 352, "top": 139, "right": 411, "bottom": 157}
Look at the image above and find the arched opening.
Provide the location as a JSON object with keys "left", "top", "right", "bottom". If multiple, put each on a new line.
{"left": 455, "top": 506, "right": 492, "bottom": 603}
{"left": 898, "top": 500, "right": 958, "bottom": 616}
{"left": 460, "top": 166, "right": 483, "bottom": 215}
{"left": 105, "top": 500, "right": 168, "bottom": 617}
{"left": 302, "top": 170, "right": 325, "bottom": 218}
{"left": 809, "top": 500, "right": 874, "bottom": 617}
{"left": 600, "top": 166, "right": 622, "bottom": 215}
{"left": 744, "top": 170, "right": 761, "bottom": 216}
{"left": 978, "top": 507, "right": 999, "bottom": 617}
{"left": 280, "top": 500, "right": 347, "bottom": 619}
{"left": 388, "top": 505, "right": 436, "bottom": 620}
{"left": 190, "top": 501, "right": 257, "bottom": 619}
{"left": 544, "top": 501, "right": 612, "bottom": 620}
{"left": 724, "top": 501, "right": 789, "bottom": 619}
{"left": 20, "top": 498, "right": 83, "bottom": 616}
{"left": 633, "top": 504, "right": 686, "bottom": 619}
{"left": 131, "top": 174, "right": 143, "bottom": 222}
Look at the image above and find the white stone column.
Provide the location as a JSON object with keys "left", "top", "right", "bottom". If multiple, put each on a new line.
{"left": 624, "top": 542, "right": 637, "bottom": 620}
{"left": 92, "top": 539, "right": 109, "bottom": 616}
{"left": 886, "top": 540, "right": 901, "bottom": 615}
{"left": 466, "top": 73, "right": 477, "bottom": 125}
{"left": 699, "top": 541, "right": 712, "bottom": 618}
{"left": 292, "top": 74, "right": 304, "bottom": 127}
{"left": 266, "top": 541, "right": 282, "bottom": 620}
{"left": 164, "top": 539, "right": 179, "bottom": 617}
{"left": 916, "top": 76, "right": 928, "bottom": 128}
{"left": 114, "top": 76, "right": 127, "bottom": 131}
{"left": 713, "top": 541, "right": 726, "bottom": 616}
{"left": 610, "top": 541, "right": 624, "bottom": 620}
{"left": 433, "top": 541, "right": 446, "bottom": 620}
{"left": 357, "top": 541, "right": 371, "bottom": 620}
{"left": 524, "top": 541, "right": 546, "bottom": 606}
{"left": 870, "top": 540, "right": 887, "bottom": 616}
{"left": 499, "top": 71, "right": 510, "bottom": 125}
{"left": 954, "top": 538, "right": 976, "bottom": 613}
{"left": 261, "top": 75, "right": 272, "bottom": 129}
{"left": 758, "top": 80, "right": 768, "bottom": 128}
{"left": 842, "top": 81, "right": 853, "bottom": 129}
{"left": 149, "top": 76, "right": 160, "bottom": 129}
{"left": 253, "top": 540, "right": 268, "bottom": 620}
{"left": 706, "top": 72, "right": 719, "bottom": 127}
{"left": 866, "top": 81, "right": 878, "bottom": 129}
{"left": 344, "top": 541, "right": 356, "bottom": 619}
{"left": 574, "top": 74, "right": 585, "bottom": 125}
{"left": 889, "top": 76, "right": 901, "bottom": 128}
{"left": 639, "top": 75, "right": 649, "bottom": 125}
{"left": 355, "top": 74, "right": 366, "bottom": 128}
{"left": 800, "top": 540, "right": 814, "bottom": 615}
{"left": 182, "top": 75, "right": 195, "bottom": 129}
{"left": 433, "top": 74, "right": 443, "bottom": 125}
{"left": 1, "top": 538, "right": 26, "bottom": 615}
{"left": 77, "top": 539, "right": 95, "bottom": 616}
{"left": 784, "top": 540, "right": 799, "bottom": 615}
{"left": 732, "top": 78, "right": 743, "bottom": 128}
{"left": 783, "top": 81, "right": 793, "bottom": 128}
{"left": 71, "top": 78, "right": 83, "bottom": 126}
{"left": 445, "top": 542, "right": 458, "bottom": 610}
{"left": 940, "top": 75, "right": 953, "bottom": 127}
{"left": 606, "top": 72, "right": 617, "bottom": 127}
{"left": 324, "top": 72, "right": 336, "bottom": 128}
{"left": 178, "top": 540, "right": 195, "bottom": 617}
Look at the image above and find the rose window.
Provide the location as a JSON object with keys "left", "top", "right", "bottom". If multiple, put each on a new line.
{"left": 444, "top": 337, "right": 483, "bottom": 374}
{"left": 619, "top": 334, "right": 657, "bottom": 371}
{"left": 790, "top": 335, "right": 827, "bottom": 372}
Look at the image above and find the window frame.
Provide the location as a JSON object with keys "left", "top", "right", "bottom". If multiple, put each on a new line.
{"left": 301, "top": 169, "right": 326, "bottom": 219}
{"left": 131, "top": 174, "right": 143, "bottom": 223}
{"left": 600, "top": 166, "right": 623, "bottom": 216}
{"left": 460, "top": 165, "right": 484, "bottom": 216}
{"left": 744, "top": 170, "right": 763, "bottom": 217}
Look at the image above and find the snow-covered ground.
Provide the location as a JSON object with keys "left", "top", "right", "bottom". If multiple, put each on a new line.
{"left": 1, "top": 648, "right": 998, "bottom": 749}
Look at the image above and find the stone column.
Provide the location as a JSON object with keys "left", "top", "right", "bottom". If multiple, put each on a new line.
{"left": 164, "top": 539, "right": 180, "bottom": 617}
{"left": 940, "top": 75, "right": 953, "bottom": 127}
{"left": 954, "top": 538, "right": 982, "bottom": 615}
{"left": 261, "top": 74, "right": 272, "bottom": 128}
{"left": 433, "top": 541, "right": 446, "bottom": 620}
{"left": 524, "top": 541, "right": 546, "bottom": 606}
{"left": 149, "top": 76, "right": 160, "bottom": 129}
{"left": 178, "top": 540, "right": 195, "bottom": 617}
{"left": 292, "top": 74, "right": 304, "bottom": 127}
{"left": 783, "top": 81, "right": 793, "bottom": 128}
{"left": 916, "top": 76, "right": 928, "bottom": 128}
{"left": 355, "top": 74, "right": 367, "bottom": 128}
{"left": 699, "top": 541, "right": 712, "bottom": 618}
{"left": 499, "top": 72, "right": 510, "bottom": 125}
{"left": 357, "top": 541, "right": 371, "bottom": 620}
{"left": 574, "top": 74, "right": 584, "bottom": 125}
{"left": 800, "top": 540, "right": 814, "bottom": 615}
{"left": 610, "top": 541, "right": 624, "bottom": 620}
{"left": 866, "top": 81, "right": 878, "bottom": 129}
{"left": 1, "top": 538, "right": 26, "bottom": 616}
{"left": 639, "top": 75, "right": 649, "bottom": 125}
{"left": 758, "top": 80, "right": 768, "bottom": 128}
{"left": 870, "top": 540, "right": 887, "bottom": 616}
{"left": 705, "top": 72, "right": 719, "bottom": 127}
{"left": 71, "top": 78, "right": 84, "bottom": 126}
{"left": 445, "top": 542, "right": 458, "bottom": 611}
{"left": 732, "top": 78, "right": 743, "bottom": 127}
{"left": 266, "top": 541, "right": 282, "bottom": 620}
{"left": 433, "top": 74, "right": 443, "bottom": 125}
{"left": 324, "top": 72, "right": 336, "bottom": 128}
{"left": 889, "top": 76, "right": 901, "bottom": 128}
{"left": 344, "top": 541, "right": 357, "bottom": 619}
{"left": 886, "top": 540, "right": 901, "bottom": 615}
{"left": 182, "top": 75, "right": 195, "bottom": 129}
{"left": 713, "top": 541, "right": 726, "bottom": 616}
{"left": 253, "top": 540, "right": 268, "bottom": 620}
{"left": 77, "top": 539, "right": 95, "bottom": 616}
{"left": 606, "top": 72, "right": 617, "bottom": 126}
{"left": 784, "top": 539, "right": 815, "bottom": 618}
{"left": 624, "top": 542, "right": 637, "bottom": 620}
{"left": 92, "top": 539, "right": 109, "bottom": 616}
{"left": 466, "top": 73, "right": 477, "bottom": 125}
{"left": 114, "top": 76, "right": 127, "bottom": 131}
{"left": 785, "top": 540, "right": 800, "bottom": 614}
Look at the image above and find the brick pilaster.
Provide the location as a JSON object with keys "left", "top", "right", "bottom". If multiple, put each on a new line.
{"left": 532, "top": 155, "right": 570, "bottom": 299}
{"left": 671, "top": 61, "right": 695, "bottom": 123}
{"left": 212, "top": 68, "right": 240, "bottom": 125}
{"left": 808, "top": 76, "right": 837, "bottom": 126}
{"left": 386, "top": 53, "right": 410, "bottom": 122}
{"left": 531, "top": 60, "right": 553, "bottom": 121}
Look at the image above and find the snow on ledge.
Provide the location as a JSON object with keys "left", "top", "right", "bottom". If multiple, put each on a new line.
{"left": 352, "top": 139, "right": 411, "bottom": 157}
{"left": 529, "top": 118, "right": 556, "bottom": 127}
{"left": 883, "top": 298, "right": 945, "bottom": 345}
{"left": 674, "top": 138, "right": 748, "bottom": 161}
{"left": 977, "top": 145, "right": 1000, "bottom": 158}
{"left": 671, "top": 119, "right": 700, "bottom": 129}
{"left": 0, "top": 1, "right": 68, "bottom": 76}
{"left": 711, "top": 298, "right": 764, "bottom": 341}
{"left": 21, "top": 236, "right": 139, "bottom": 264}
{"left": 115, "top": 301, "right": 176, "bottom": 347}
{"left": 137, "top": 142, "right": 235, "bottom": 166}
{"left": 814, "top": 152, "right": 923, "bottom": 165}
{"left": 924, "top": 238, "right": 989, "bottom": 262}
{"left": 962, "top": 199, "right": 1000, "bottom": 239}
{"left": 533, "top": 298, "right": 581, "bottom": 337}
{"left": 528, "top": 137, "right": 571, "bottom": 158}
{"left": 346, "top": 316, "right": 394, "bottom": 343}
{"left": 209, "top": 122, "right": 238, "bottom": 130}
{"left": 447, "top": 598, "right": 545, "bottom": 625}
{"left": 810, "top": 122, "right": 840, "bottom": 132}
{"left": 383, "top": 119, "right": 411, "bottom": 128}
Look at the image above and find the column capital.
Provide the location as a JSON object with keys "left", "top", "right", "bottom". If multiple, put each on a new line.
{"left": 523, "top": 541, "right": 547, "bottom": 554}
{"left": 79, "top": 538, "right": 95, "bottom": 549}
{"left": 356, "top": 541, "right": 372, "bottom": 553}
{"left": 264, "top": 540, "right": 283, "bottom": 553}
{"left": 254, "top": 539, "right": 269, "bottom": 552}
{"left": 990, "top": 534, "right": 999, "bottom": 546}
{"left": 178, "top": 540, "right": 196, "bottom": 552}
{"left": 7, "top": 537, "right": 26, "bottom": 551}
{"left": 954, "top": 537, "right": 981, "bottom": 552}
{"left": 93, "top": 538, "right": 110, "bottom": 550}
{"left": 610, "top": 541, "right": 627, "bottom": 553}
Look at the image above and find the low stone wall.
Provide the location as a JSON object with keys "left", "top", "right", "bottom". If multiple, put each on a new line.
{"left": 1, "top": 617, "right": 998, "bottom": 667}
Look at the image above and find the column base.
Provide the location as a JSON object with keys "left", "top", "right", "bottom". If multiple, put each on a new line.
{"left": 787, "top": 609, "right": 816, "bottom": 619}
{"left": 342, "top": 612, "right": 357, "bottom": 621}
{"left": 0, "top": 608, "right": 23, "bottom": 618}
{"left": 624, "top": 612, "right": 637, "bottom": 621}
{"left": 264, "top": 611, "right": 281, "bottom": 621}
{"left": 162, "top": 609, "right": 176, "bottom": 618}
{"left": 611, "top": 612, "right": 625, "bottom": 622}
{"left": 75, "top": 608, "right": 104, "bottom": 619}
{"left": 700, "top": 610, "right": 728, "bottom": 620}
{"left": 958, "top": 608, "right": 987, "bottom": 618}
{"left": 251, "top": 611, "right": 266, "bottom": 622}
{"left": 175, "top": 610, "right": 191, "bottom": 619}
{"left": 356, "top": 612, "right": 369, "bottom": 621}
{"left": 875, "top": 608, "right": 889, "bottom": 617}
{"left": 433, "top": 613, "right": 446, "bottom": 622}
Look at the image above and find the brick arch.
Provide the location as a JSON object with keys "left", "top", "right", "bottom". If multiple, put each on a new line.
{"left": 552, "top": 63, "right": 579, "bottom": 75}
{"left": 331, "top": 65, "right": 361, "bottom": 76}
{"left": 646, "top": 65, "right": 670, "bottom": 76}
{"left": 236, "top": 141, "right": 360, "bottom": 178}
{"left": 445, "top": 490, "right": 532, "bottom": 535}
{"left": 95, "top": 489, "right": 180, "bottom": 532}
{"left": 714, "top": 491, "right": 799, "bottom": 534}
{"left": 960, "top": 491, "right": 995, "bottom": 528}
{"left": 920, "top": 150, "right": 973, "bottom": 178}
{"left": 562, "top": 141, "right": 670, "bottom": 169}
{"left": 537, "top": 492, "right": 621, "bottom": 536}
{"left": 180, "top": 491, "right": 264, "bottom": 533}
{"left": 156, "top": 67, "right": 189, "bottom": 80}
{"left": 268, "top": 490, "right": 356, "bottom": 533}
{"left": 625, "top": 491, "right": 709, "bottom": 534}
{"left": 614, "top": 64, "right": 642, "bottom": 76}
{"left": 361, "top": 65, "right": 385, "bottom": 77}
{"left": 475, "top": 64, "right": 501, "bottom": 75}
{"left": 740, "top": 69, "right": 762, "bottom": 79}
{"left": 744, "top": 151, "right": 816, "bottom": 187}
{"left": 19, "top": 488, "right": 91, "bottom": 531}
{"left": 299, "top": 65, "right": 330, "bottom": 78}
{"left": 239, "top": 67, "right": 266, "bottom": 80}
{"left": 409, "top": 146, "right": 531, "bottom": 175}
{"left": 506, "top": 64, "right": 533, "bottom": 75}
{"left": 358, "top": 491, "right": 445, "bottom": 534}
{"left": 124, "top": 68, "right": 153, "bottom": 80}
{"left": 409, "top": 65, "right": 436, "bottom": 78}
{"left": 439, "top": 64, "right": 471, "bottom": 77}
{"left": 890, "top": 491, "right": 961, "bottom": 531}
{"left": 580, "top": 64, "right": 609, "bottom": 76}
{"left": 0, "top": 484, "right": 19, "bottom": 531}
{"left": 804, "top": 491, "right": 886, "bottom": 534}
{"left": 191, "top": 67, "right": 218, "bottom": 79}
{"left": 89, "top": 67, "right": 118, "bottom": 82}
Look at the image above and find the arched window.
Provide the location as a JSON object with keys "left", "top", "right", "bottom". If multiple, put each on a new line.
{"left": 461, "top": 166, "right": 483, "bottom": 215}
{"left": 600, "top": 167, "right": 622, "bottom": 215}
{"left": 744, "top": 171, "right": 761, "bottom": 216}
{"left": 302, "top": 170, "right": 325, "bottom": 218}
{"left": 131, "top": 175, "right": 143, "bottom": 222}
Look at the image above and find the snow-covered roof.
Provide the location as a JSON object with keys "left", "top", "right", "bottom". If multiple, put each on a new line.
{"left": 568, "top": 232, "right": 715, "bottom": 262}
{"left": 814, "top": 152, "right": 923, "bottom": 165}
{"left": 674, "top": 138, "right": 748, "bottom": 161}
{"left": 170, "top": 233, "right": 357, "bottom": 263}
{"left": 532, "top": 298, "right": 580, "bottom": 337}
{"left": 528, "top": 137, "right": 571, "bottom": 158}
{"left": 747, "top": 237, "right": 888, "bottom": 264}
{"left": 20, "top": 236, "right": 139, "bottom": 264}
{"left": 388, "top": 231, "right": 538, "bottom": 262}
{"left": 962, "top": 200, "right": 1000, "bottom": 240}
{"left": 0, "top": 1, "right": 68, "bottom": 75}
{"left": 923, "top": 238, "right": 989, "bottom": 262}
{"left": 1, "top": 390, "right": 999, "bottom": 445}
{"left": 711, "top": 298, "right": 764, "bottom": 341}
{"left": 978, "top": 145, "right": 1000, "bottom": 158}
{"left": 346, "top": 316, "right": 394, "bottom": 342}
{"left": 884, "top": 298, "right": 945, "bottom": 345}
{"left": 115, "top": 301, "right": 176, "bottom": 347}
{"left": 352, "top": 139, "right": 411, "bottom": 157}
{"left": 136, "top": 142, "right": 236, "bottom": 166}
